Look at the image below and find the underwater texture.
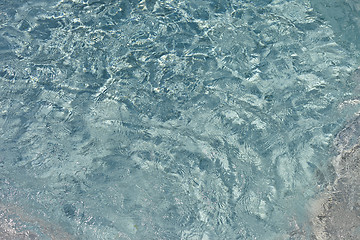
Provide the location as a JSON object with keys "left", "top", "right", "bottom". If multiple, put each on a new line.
{"left": 0, "top": 0, "right": 359, "bottom": 239}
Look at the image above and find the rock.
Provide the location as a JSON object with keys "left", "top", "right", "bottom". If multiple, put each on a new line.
{"left": 333, "top": 115, "right": 360, "bottom": 152}
{"left": 310, "top": 116, "right": 360, "bottom": 239}
{"left": 0, "top": 203, "right": 74, "bottom": 240}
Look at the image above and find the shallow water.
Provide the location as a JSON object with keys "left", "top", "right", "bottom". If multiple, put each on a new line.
{"left": 0, "top": 0, "right": 359, "bottom": 239}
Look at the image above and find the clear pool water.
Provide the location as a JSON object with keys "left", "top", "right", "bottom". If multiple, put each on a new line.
{"left": 0, "top": 0, "right": 359, "bottom": 239}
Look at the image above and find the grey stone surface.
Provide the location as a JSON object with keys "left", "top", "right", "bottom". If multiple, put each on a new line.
{"left": 311, "top": 116, "right": 360, "bottom": 240}
{"left": 0, "top": 203, "right": 75, "bottom": 240}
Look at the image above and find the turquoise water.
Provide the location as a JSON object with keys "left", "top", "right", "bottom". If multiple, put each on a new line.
{"left": 0, "top": 0, "right": 359, "bottom": 239}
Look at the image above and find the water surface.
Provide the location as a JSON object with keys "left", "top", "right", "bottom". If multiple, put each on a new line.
{"left": 0, "top": 0, "right": 359, "bottom": 239}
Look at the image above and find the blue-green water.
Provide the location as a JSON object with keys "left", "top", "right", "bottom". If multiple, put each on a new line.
{"left": 0, "top": 0, "right": 359, "bottom": 239}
